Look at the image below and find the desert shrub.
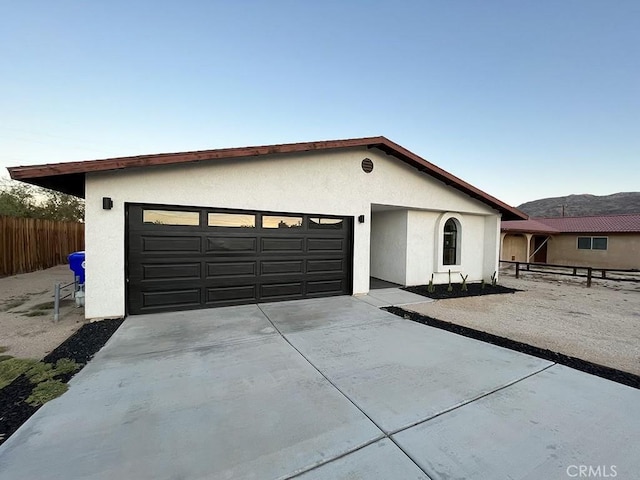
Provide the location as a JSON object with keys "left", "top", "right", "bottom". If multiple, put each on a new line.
{"left": 0, "top": 358, "right": 40, "bottom": 389}
{"left": 27, "top": 381, "right": 69, "bottom": 406}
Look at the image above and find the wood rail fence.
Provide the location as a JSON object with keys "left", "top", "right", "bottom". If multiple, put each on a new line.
{"left": 0, "top": 216, "right": 84, "bottom": 277}
{"left": 500, "top": 260, "right": 640, "bottom": 287}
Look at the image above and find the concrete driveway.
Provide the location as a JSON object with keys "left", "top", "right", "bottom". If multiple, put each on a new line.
{"left": 1, "top": 295, "right": 638, "bottom": 479}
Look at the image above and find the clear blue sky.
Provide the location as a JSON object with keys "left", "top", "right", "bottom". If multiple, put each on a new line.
{"left": 2, "top": 1, "right": 638, "bottom": 206}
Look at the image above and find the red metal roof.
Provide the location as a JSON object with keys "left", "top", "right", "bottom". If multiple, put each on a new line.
{"left": 502, "top": 214, "right": 640, "bottom": 234}
{"left": 536, "top": 214, "right": 640, "bottom": 233}
{"left": 501, "top": 219, "right": 560, "bottom": 234}
{"left": 6, "top": 136, "right": 527, "bottom": 220}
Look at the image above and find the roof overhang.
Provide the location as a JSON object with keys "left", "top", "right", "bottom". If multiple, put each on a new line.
{"left": 501, "top": 228, "right": 557, "bottom": 235}
{"left": 501, "top": 219, "right": 559, "bottom": 235}
{"left": 7, "top": 136, "right": 527, "bottom": 220}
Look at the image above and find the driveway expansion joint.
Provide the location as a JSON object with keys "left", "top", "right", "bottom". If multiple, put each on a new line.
{"left": 257, "top": 304, "right": 388, "bottom": 433}
{"left": 282, "top": 437, "right": 388, "bottom": 480}
{"left": 256, "top": 304, "right": 430, "bottom": 479}
{"left": 388, "top": 362, "right": 557, "bottom": 438}
{"left": 4, "top": 297, "right": 639, "bottom": 479}
{"left": 256, "top": 302, "right": 559, "bottom": 479}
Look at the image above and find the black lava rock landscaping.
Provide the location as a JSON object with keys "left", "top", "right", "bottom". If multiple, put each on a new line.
{"left": 384, "top": 306, "right": 640, "bottom": 390}
{"left": 0, "top": 318, "right": 124, "bottom": 446}
{"left": 403, "top": 282, "right": 520, "bottom": 300}
{"left": 0, "top": 376, "right": 38, "bottom": 445}
{"left": 42, "top": 319, "right": 124, "bottom": 366}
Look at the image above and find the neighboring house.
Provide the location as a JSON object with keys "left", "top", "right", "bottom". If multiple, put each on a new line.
{"left": 8, "top": 136, "right": 525, "bottom": 319}
{"left": 501, "top": 214, "right": 640, "bottom": 269}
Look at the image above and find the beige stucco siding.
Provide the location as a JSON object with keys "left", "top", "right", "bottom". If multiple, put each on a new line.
{"left": 501, "top": 234, "right": 528, "bottom": 262}
{"left": 547, "top": 233, "right": 640, "bottom": 269}
{"left": 85, "top": 147, "right": 499, "bottom": 319}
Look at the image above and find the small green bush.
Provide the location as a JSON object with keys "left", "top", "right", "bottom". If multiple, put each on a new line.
{"left": 25, "top": 362, "right": 55, "bottom": 383}
{"left": 25, "top": 358, "right": 80, "bottom": 383}
{"left": 0, "top": 357, "right": 79, "bottom": 393}
{"left": 53, "top": 358, "right": 80, "bottom": 376}
{"left": 0, "top": 358, "right": 40, "bottom": 389}
{"left": 27, "top": 380, "right": 69, "bottom": 406}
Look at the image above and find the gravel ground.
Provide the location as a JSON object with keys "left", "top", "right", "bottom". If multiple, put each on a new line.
{"left": 0, "top": 265, "right": 86, "bottom": 359}
{"left": 407, "top": 271, "right": 640, "bottom": 375}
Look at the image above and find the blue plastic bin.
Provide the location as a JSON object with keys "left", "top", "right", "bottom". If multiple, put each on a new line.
{"left": 68, "top": 251, "right": 86, "bottom": 284}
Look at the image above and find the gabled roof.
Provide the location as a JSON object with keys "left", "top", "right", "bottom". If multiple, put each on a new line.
{"left": 7, "top": 136, "right": 527, "bottom": 220}
{"left": 502, "top": 214, "right": 640, "bottom": 234}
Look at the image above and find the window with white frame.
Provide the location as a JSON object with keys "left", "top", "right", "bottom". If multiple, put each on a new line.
{"left": 577, "top": 236, "right": 608, "bottom": 250}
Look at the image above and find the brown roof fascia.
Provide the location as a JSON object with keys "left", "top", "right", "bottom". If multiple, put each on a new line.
{"left": 8, "top": 137, "right": 385, "bottom": 180}
{"left": 7, "top": 136, "right": 527, "bottom": 220}
{"left": 7, "top": 138, "right": 389, "bottom": 198}
{"left": 501, "top": 226, "right": 558, "bottom": 235}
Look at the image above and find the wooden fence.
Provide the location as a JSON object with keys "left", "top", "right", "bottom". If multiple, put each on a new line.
{"left": 500, "top": 260, "right": 640, "bottom": 287}
{"left": 0, "top": 216, "right": 84, "bottom": 277}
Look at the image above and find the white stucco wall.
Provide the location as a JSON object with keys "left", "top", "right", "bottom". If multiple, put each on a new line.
{"left": 404, "top": 210, "right": 438, "bottom": 285}
{"left": 370, "top": 210, "right": 408, "bottom": 285}
{"left": 403, "top": 210, "right": 489, "bottom": 286}
{"left": 85, "top": 147, "right": 499, "bottom": 319}
{"left": 483, "top": 215, "right": 501, "bottom": 282}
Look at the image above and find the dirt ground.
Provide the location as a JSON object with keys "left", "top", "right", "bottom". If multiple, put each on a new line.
{"left": 407, "top": 271, "right": 640, "bottom": 375}
{"left": 0, "top": 265, "right": 86, "bottom": 360}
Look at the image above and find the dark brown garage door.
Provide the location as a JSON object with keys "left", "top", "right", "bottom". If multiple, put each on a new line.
{"left": 127, "top": 204, "right": 353, "bottom": 314}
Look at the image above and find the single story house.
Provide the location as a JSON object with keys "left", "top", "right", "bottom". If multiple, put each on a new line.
{"left": 501, "top": 214, "right": 640, "bottom": 269}
{"left": 9, "top": 136, "right": 525, "bottom": 319}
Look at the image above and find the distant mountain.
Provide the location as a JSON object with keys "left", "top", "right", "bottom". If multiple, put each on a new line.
{"left": 517, "top": 192, "right": 640, "bottom": 218}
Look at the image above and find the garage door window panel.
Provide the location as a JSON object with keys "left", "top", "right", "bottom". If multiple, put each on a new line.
{"left": 262, "top": 216, "right": 303, "bottom": 229}
{"left": 143, "top": 209, "right": 200, "bottom": 226}
{"left": 309, "top": 218, "right": 343, "bottom": 230}
{"left": 208, "top": 213, "right": 256, "bottom": 228}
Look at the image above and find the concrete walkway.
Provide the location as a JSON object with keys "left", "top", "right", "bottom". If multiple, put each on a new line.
{"left": 1, "top": 295, "right": 638, "bottom": 479}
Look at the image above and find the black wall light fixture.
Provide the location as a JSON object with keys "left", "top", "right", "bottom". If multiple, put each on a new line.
{"left": 358, "top": 215, "right": 365, "bottom": 223}
{"left": 102, "top": 197, "right": 113, "bottom": 210}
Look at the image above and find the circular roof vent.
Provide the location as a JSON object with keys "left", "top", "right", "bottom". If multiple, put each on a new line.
{"left": 361, "top": 158, "right": 374, "bottom": 173}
